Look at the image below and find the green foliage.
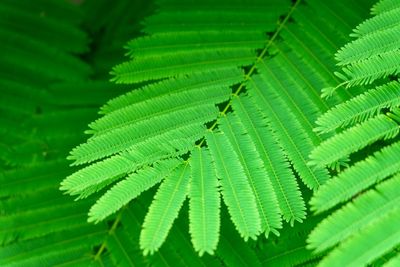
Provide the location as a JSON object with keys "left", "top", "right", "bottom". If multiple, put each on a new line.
{"left": 219, "top": 107, "right": 282, "bottom": 235}
{"left": 308, "top": 0, "right": 400, "bottom": 265}
{"left": 309, "top": 114, "right": 399, "bottom": 167}
{"left": 88, "top": 158, "right": 182, "bottom": 223}
{"left": 189, "top": 147, "right": 220, "bottom": 256}
{"left": 315, "top": 81, "right": 400, "bottom": 133}
{"left": 1, "top": 0, "right": 398, "bottom": 266}
{"left": 207, "top": 130, "right": 261, "bottom": 240}
{"left": 141, "top": 163, "right": 190, "bottom": 255}
{"left": 334, "top": 0, "right": 400, "bottom": 87}
{"left": 0, "top": 0, "right": 227, "bottom": 265}
{"left": 308, "top": 174, "right": 400, "bottom": 252}
{"left": 64, "top": 0, "right": 311, "bottom": 254}
{"left": 318, "top": 211, "right": 400, "bottom": 267}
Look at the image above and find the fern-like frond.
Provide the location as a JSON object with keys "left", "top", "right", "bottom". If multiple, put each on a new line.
{"left": 88, "top": 74, "right": 234, "bottom": 136}
{"left": 318, "top": 210, "right": 400, "bottom": 267}
{"left": 60, "top": 155, "right": 135, "bottom": 198}
{"left": 6, "top": 0, "right": 399, "bottom": 264}
{"left": 307, "top": 1, "right": 400, "bottom": 264}
{"left": 140, "top": 163, "right": 190, "bottom": 255}
{"left": 61, "top": 122, "right": 204, "bottom": 199}
{"left": 188, "top": 147, "right": 220, "bottom": 256}
{"left": 278, "top": 0, "right": 372, "bottom": 103}
{"left": 339, "top": 50, "right": 400, "bottom": 87}
{"left": 248, "top": 66, "right": 329, "bottom": 190}
{"left": 109, "top": 0, "right": 290, "bottom": 84}
{"left": 125, "top": 31, "right": 266, "bottom": 58}
{"left": 315, "top": 81, "right": 400, "bottom": 133}
{"left": 66, "top": 70, "right": 241, "bottom": 168}
{"left": 258, "top": 45, "right": 329, "bottom": 144}
{"left": 68, "top": 104, "right": 217, "bottom": 165}
{"left": 100, "top": 68, "right": 243, "bottom": 113}
{"left": 336, "top": 24, "right": 400, "bottom": 65}
{"left": 119, "top": 194, "right": 223, "bottom": 267}
{"left": 371, "top": 0, "right": 400, "bottom": 15}
{"left": 206, "top": 131, "right": 261, "bottom": 240}
{"left": 334, "top": 0, "right": 400, "bottom": 88}
{"left": 219, "top": 110, "right": 282, "bottom": 236}
{"left": 352, "top": 6, "right": 400, "bottom": 38}
{"left": 308, "top": 173, "right": 400, "bottom": 252}
{"left": 63, "top": 0, "right": 297, "bottom": 254}
{"left": 309, "top": 114, "right": 399, "bottom": 167}
{"left": 233, "top": 95, "right": 305, "bottom": 226}
{"left": 1, "top": 0, "right": 246, "bottom": 265}
{"left": 111, "top": 49, "right": 255, "bottom": 84}
{"left": 88, "top": 159, "right": 182, "bottom": 223}
{"left": 311, "top": 140, "right": 400, "bottom": 213}
{"left": 61, "top": 0, "right": 379, "bottom": 258}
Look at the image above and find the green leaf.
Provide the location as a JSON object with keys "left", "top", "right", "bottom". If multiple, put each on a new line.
{"left": 308, "top": 173, "right": 400, "bottom": 252}
{"left": 371, "top": 0, "right": 400, "bottom": 15}
{"left": 219, "top": 112, "right": 282, "bottom": 236}
{"left": 352, "top": 6, "right": 400, "bottom": 37}
{"left": 100, "top": 68, "right": 243, "bottom": 114}
{"left": 248, "top": 68, "right": 329, "bottom": 189}
{"left": 309, "top": 114, "right": 399, "bottom": 167}
{"left": 311, "top": 141, "right": 400, "bottom": 213}
{"left": 315, "top": 81, "right": 400, "bottom": 133}
{"left": 189, "top": 147, "right": 220, "bottom": 256}
{"left": 111, "top": 50, "right": 255, "bottom": 84}
{"left": 206, "top": 131, "right": 261, "bottom": 240}
{"left": 140, "top": 163, "right": 190, "bottom": 255}
{"left": 88, "top": 159, "right": 182, "bottom": 223}
{"left": 318, "top": 211, "right": 400, "bottom": 267}
{"left": 233, "top": 96, "right": 306, "bottom": 226}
